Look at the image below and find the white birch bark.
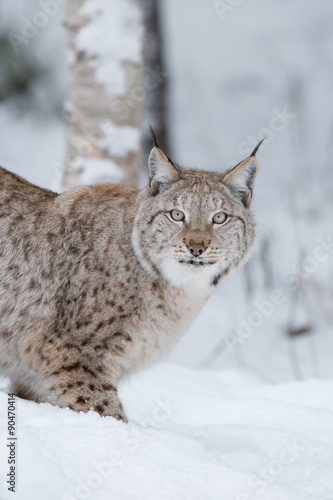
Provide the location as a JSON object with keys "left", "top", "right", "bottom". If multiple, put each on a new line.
{"left": 62, "top": 0, "right": 144, "bottom": 190}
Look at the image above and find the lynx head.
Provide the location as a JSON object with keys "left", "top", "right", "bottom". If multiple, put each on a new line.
{"left": 132, "top": 131, "right": 263, "bottom": 289}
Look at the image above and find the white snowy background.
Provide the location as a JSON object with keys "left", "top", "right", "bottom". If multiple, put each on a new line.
{"left": 0, "top": 1, "right": 333, "bottom": 499}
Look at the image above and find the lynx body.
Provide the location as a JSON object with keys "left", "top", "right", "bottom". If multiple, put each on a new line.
{"left": 0, "top": 139, "right": 261, "bottom": 421}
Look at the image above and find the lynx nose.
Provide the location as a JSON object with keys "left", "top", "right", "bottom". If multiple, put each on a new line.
{"left": 187, "top": 239, "right": 206, "bottom": 257}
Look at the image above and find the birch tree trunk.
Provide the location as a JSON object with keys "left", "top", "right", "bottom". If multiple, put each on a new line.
{"left": 63, "top": 0, "right": 144, "bottom": 191}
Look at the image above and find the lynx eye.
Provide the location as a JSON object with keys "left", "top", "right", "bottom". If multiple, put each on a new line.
{"left": 170, "top": 209, "right": 185, "bottom": 222}
{"left": 213, "top": 212, "right": 228, "bottom": 224}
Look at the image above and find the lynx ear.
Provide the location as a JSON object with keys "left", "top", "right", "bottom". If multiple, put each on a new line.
{"left": 148, "top": 147, "right": 179, "bottom": 192}
{"left": 223, "top": 139, "right": 264, "bottom": 207}
{"left": 148, "top": 127, "right": 178, "bottom": 193}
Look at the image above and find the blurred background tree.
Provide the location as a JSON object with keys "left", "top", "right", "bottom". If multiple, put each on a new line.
{"left": 63, "top": 0, "right": 168, "bottom": 190}
{"left": 63, "top": 0, "right": 144, "bottom": 190}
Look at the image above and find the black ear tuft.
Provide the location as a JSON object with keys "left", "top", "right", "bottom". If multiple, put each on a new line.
{"left": 149, "top": 125, "right": 175, "bottom": 167}
{"left": 250, "top": 137, "right": 265, "bottom": 157}
{"left": 148, "top": 126, "right": 178, "bottom": 193}
{"left": 149, "top": 125, "right": 160, "bottom": 148}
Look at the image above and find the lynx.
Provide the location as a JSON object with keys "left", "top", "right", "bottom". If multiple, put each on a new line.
{"left": 0, "top": 131, "right": 262, "bottom": 421}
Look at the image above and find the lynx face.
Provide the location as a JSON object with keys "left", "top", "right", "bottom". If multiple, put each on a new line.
{"left": 133, "top": 144, "right": 260, "bottom": 289}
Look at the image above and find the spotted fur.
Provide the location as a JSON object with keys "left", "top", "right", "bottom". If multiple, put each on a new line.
{"left": 0, "top": 143, "right": 261, "bottom": 421}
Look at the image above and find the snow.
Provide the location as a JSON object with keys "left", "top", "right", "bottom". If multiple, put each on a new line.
{"left": 75, "top": 0, "right": 144, "bottom": 97}
{"left": 1, "top": 364, "right": 333, "bottom": 500}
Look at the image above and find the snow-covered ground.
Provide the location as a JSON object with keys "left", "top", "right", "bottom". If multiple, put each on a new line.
{"left": 1, "top": 365, "right": 333, "bottom": 500}
{"left": 0, "top": 1, "right": 333, "bottom": 499}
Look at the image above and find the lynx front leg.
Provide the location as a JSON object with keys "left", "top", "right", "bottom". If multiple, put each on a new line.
{"left": 11, "top": 380, "right": 40, "bottom": 402}
{"left": 45, "top": 375, "right": 128, "bottom": 422}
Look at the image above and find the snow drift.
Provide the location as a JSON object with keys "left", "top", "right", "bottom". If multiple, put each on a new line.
{"left": 0, "top": 364, "right": 332, "bottom": 500}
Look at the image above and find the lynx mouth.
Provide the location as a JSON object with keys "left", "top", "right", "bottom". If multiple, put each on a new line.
{"left": 176, "top": 257, "right": 218, "bottom": 268}
{"left": 178, "top": 258, "right": 211, "bottom": 268}
{"left": 187, "top": 259, "right": 204, "bottom": 267}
